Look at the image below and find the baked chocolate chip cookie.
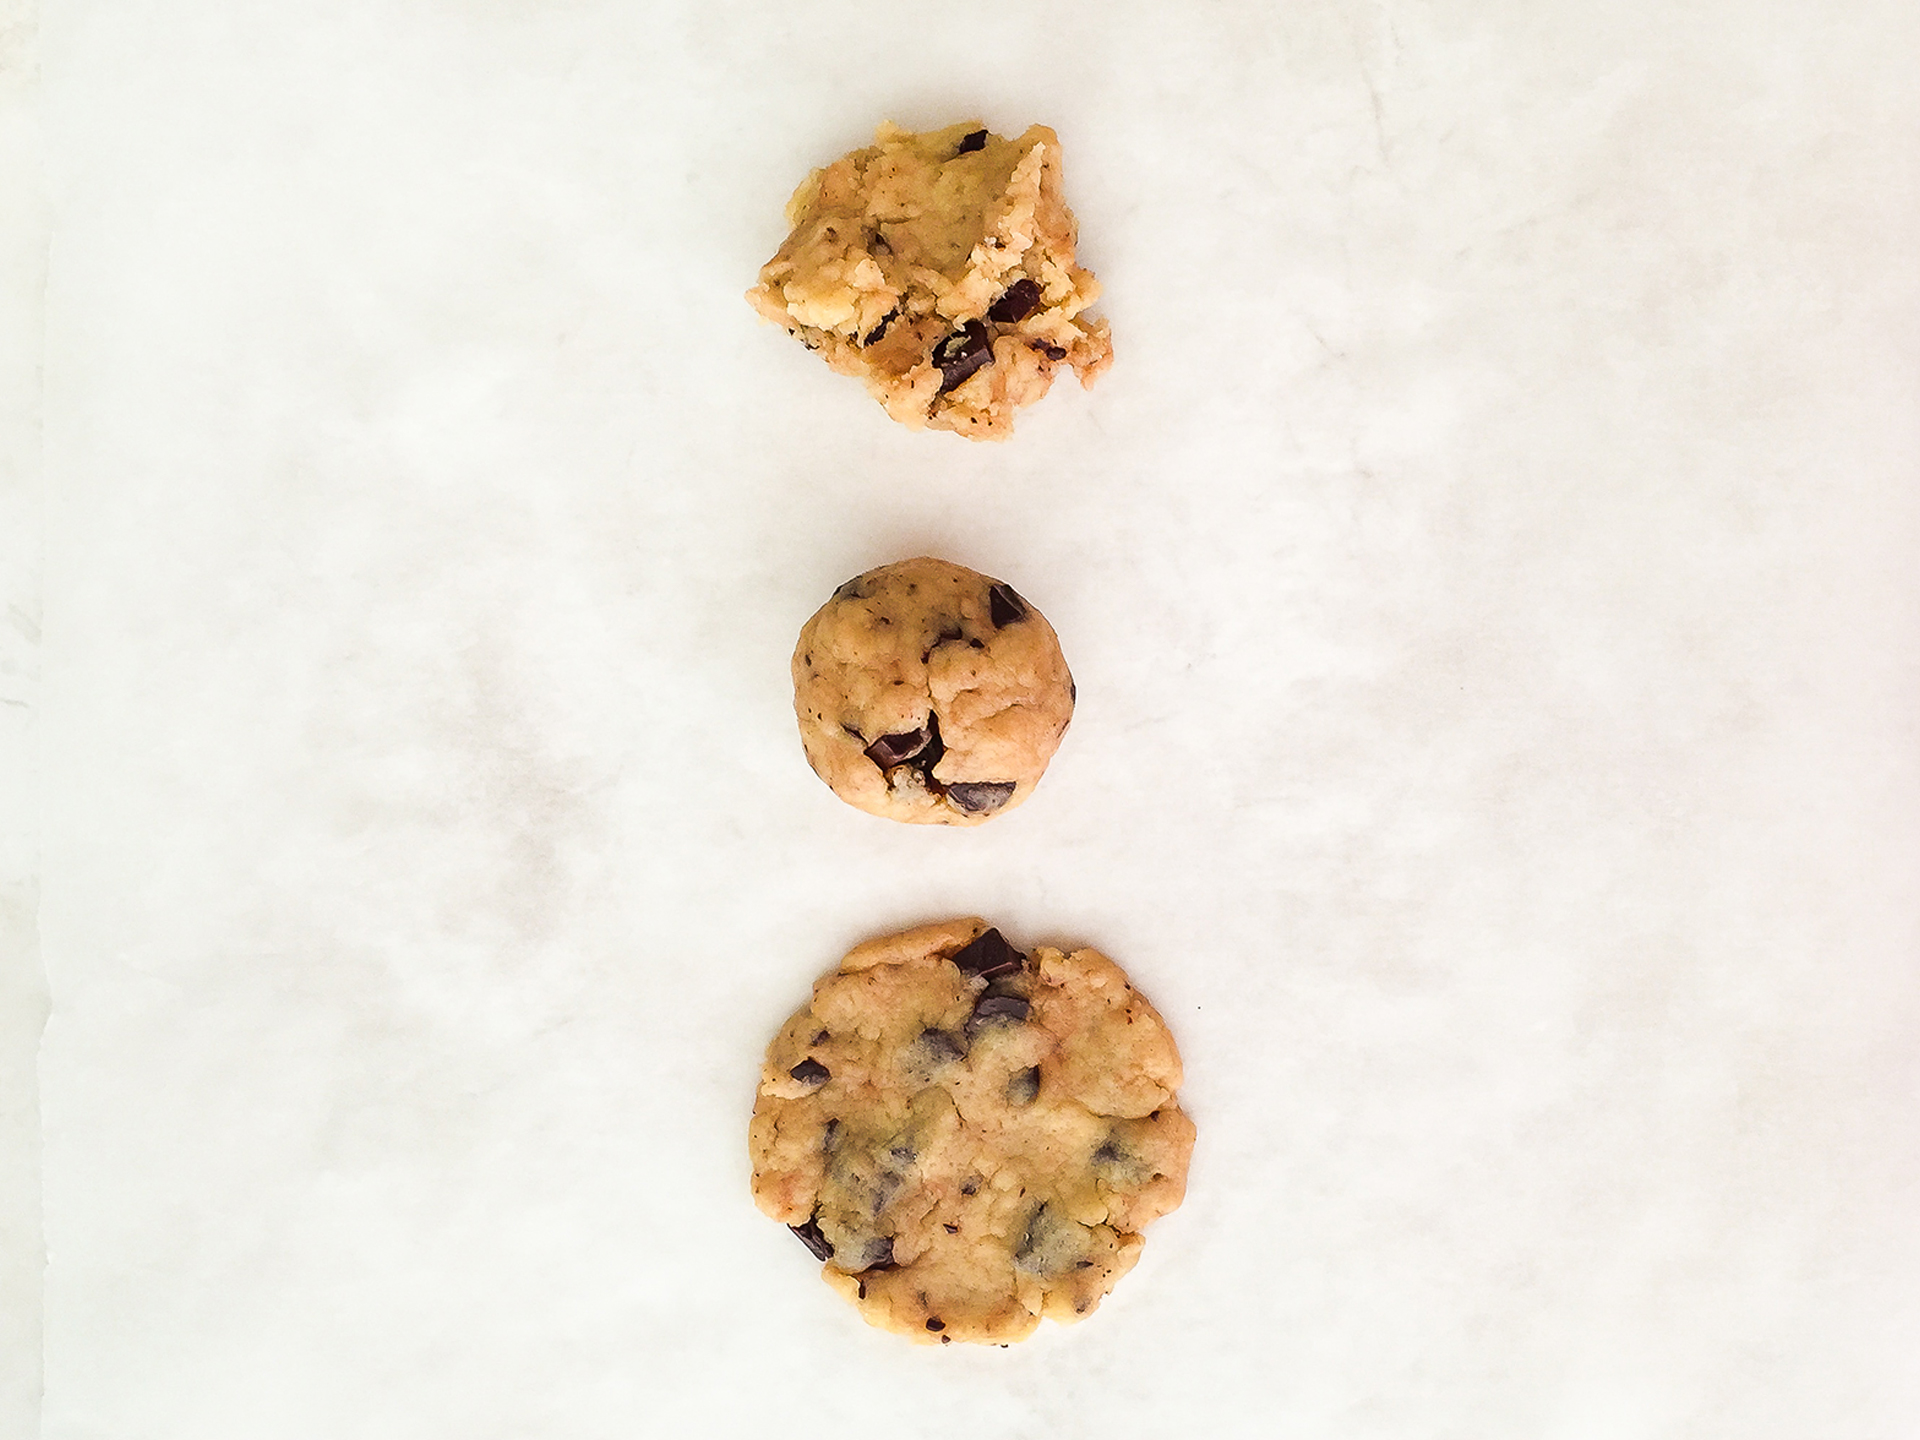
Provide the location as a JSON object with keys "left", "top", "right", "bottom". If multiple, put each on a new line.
{"left": 747, "top": 120, "right": 1113, "bottom": 440}
{"left": 749, "top": 919, "right": 1194, "bottom": 1345}
{"left": 792, "top": 557, "right": 1074, "bottom": 826}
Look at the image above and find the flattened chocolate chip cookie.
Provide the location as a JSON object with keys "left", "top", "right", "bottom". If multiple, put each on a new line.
{"left": 792, "top": 557, "right": 1074, "bottom": 826}
{"left": 747, "top": 120, "right": 1113, "bottom": 440}
{"left": 749, "top": 919, "right": 1194, "bottom": 1345}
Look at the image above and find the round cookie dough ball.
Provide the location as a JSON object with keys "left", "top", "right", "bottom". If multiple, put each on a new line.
{"left": 748, "top": 918, "right": 1195, "bottom": 1346}
{"left": 792, "top": 557, "right": 1074, "bottom": 825}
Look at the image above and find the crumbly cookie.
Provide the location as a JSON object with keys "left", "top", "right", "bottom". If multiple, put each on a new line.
{"left": 792, "top": 557, "right": 1074, "bottom": 826}
{"left": 749, "top": 919, "right": 1194, "bottom": 1345}
{"left": 747, "top": 120, "right": 1113, "bottom": 440}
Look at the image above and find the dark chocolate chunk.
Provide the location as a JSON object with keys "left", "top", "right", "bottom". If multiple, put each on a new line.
{"left": 955, "top": 129, "right": 988, "bottom": 155}
{"left": 967, "top": 994, "right": 1031, "bottom": 1037}
{"left": 943, "top": 1223, "right": 959, "bottom": 1234}
{"left": 987, "top": 582, "right": 1028, "bottom": 627}
{"left": 916, "top": 1027, "right": 968, "bottom": 1066}
{"left": 932, "top": 320, "right": 993, "bottom": 395}
{"left": 789, "top": 1219, "right": 834, "bottom": 1261}
{"left": 863, "top": 719, "right": 937, "bottom": 769}
{"left": 860, "top": 1237, "right": 897, "bottom": 1272}
{"left": 987, "top": 278, "right": 1043, "bottom": 324}
{"left": 960, "top": 1177, "right": 980, "bottom": 1196}
{"left": 925, "top": 1318, "right": 946, "bottom": 1332}
{"left": 1006, "top": 1066, "right": 1041, "bottom": 1106}
{"left": 950, "top": 927, "right": 1025, "bottom": 980}
{"left": 861, "top": 308, "right": 897, "bottom": 347}
{"left": 811, "top": 1029, "right": 829, "bottom": 1045}
{"left": 947, "top": 781, "right": 1017, "bottom": 814}
{"left": 789, "top": 1058, "right": 830, "bottom": 1085}
{"left": 1032, "top": 341, "right": 1068, "bottom": 362}
{"left": 1013, "top": 1203, "right": 1047, "bottom": 1265}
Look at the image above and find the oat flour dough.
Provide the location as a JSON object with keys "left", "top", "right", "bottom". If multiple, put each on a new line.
{"left": 792, "top": 557, "right": 1074, "bottom": 826}
{"left": 747, "top": 120, "right": 1114, "bottom": 440}
{"left": 749, "top": 920, "right": 1195, "bottom": 1345}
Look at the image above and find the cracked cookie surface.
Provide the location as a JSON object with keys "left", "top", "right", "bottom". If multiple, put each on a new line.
{"left": 749, "top": 919, "right": 1194, "bottom": 1345}
{"left": 792, "top": 557, "right": 1073, "bottom": 826}
{"left": 747, "top": 120, "right": 1113, "bottom": 440}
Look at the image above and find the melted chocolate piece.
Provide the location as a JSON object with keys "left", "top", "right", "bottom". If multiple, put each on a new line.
{"left": 789, "top": 1058, "right": 830, "bottom": 1085}
{"left": 916, "top": 1027, "right": 968, "bottom": 1066}
{"left": 1092, "top": 1140, "right": 1127, "bottom": 1165}
{"left": 967, "top": 994, "right": 1031, "bottom": 1037}
{"left": 955, "top": 129, "right": 988, "bottom": 155}
{"left": 933, "top": 320, "right": 993, "bottom": 395}
{"left": 947, "top": 781, "right": 1017, "bottom": 814}
{"left": 863, "top": 719, "right": 938, "bottom": 769}
{"left": 1006, "top": 1066, "right": 1041, "bottom": 1106}
{"left": 1013, "top": 1203, "right": 1047, "bottom": 1266}
{"left": 790, "top": 1218, "right": 834, "bottom": 1261}
{"left": 859, "top": 1237, "right": 898, "bottom": 1272}
{"left": 987, "top": 582, "right": 1028, "bottom": 627}
{"left": 987, "top": 278, "right": 1042, "bottom": 324}
{"left": 950, "top": 927, "right": 1025, "bottom": 980}
{"left": 861, "top": 308, "right": 897, "bottom": 347}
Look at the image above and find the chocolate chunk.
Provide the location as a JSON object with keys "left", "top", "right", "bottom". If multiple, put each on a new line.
{"left": 811, "top": 1029, "right": 829, "bottom": 1045}
{"left": 925, "top": 1318, "right": 945, "bottom": 1332}
{"left": 943, "top": 1223, "right": 959, "bottom": 1234}
{"left": 967, "top": 994, "right": 1031, "bottom": 1037}
{"left": 789, "top": 1058, "right": 830, "bottom": 1085}
{"left": 947, "top": 781, "right": 1017, "bottom": 814}
{"left": 932, "top": 320, "right": 993, "bottom": 395}
{"left": 916, "top": 1027, "right": 968, "bottom": 1066}
{"left": 1006, "top": 1066, "right": 1041, "bottom": 1106}
{"left": 950, "top": 927, "right": 1025, "bottom": 980}
{"left": 960, "top": 1177, "right": 980, "bottom": 1196}
{"left": 789, "top": 1219, "right": 834, "bottom": 1261}
{"left": 987, "top": 582, "right": 1027, "bottom": 627}
{"left": 864, "top": 719, "right": 937, "bottom": 769}
{"left": 1013, "top": 1203, "right": 1048, "bottom": 1265}
{"left": 955, "top": 129, "right": 987, "bottom": 155}
{"left": 987, "top": 278, "right": 1042, "bottom": 324}
{"left": 861, "top": 308, "right": 897, "bottom": 347}
{"left": 1032, "top": 341, "right": 1068, "bottom": 362}
{"left": 860, "top": 1237, "right": 897, "bottom": 1272}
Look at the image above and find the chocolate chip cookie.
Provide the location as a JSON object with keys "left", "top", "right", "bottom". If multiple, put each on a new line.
{"left": 747, "top": 120, "right": 1114, "bottom": 440}
{"left": 749, "top": 919, "right": 1194, "bottom": 1345}
{"left": 792, "top": 557, "right": 1074, "bottom": 826}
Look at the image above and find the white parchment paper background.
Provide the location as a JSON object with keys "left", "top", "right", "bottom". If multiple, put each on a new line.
{"left": 15, "top": 1, "right": 1920, "bottom": 1436}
